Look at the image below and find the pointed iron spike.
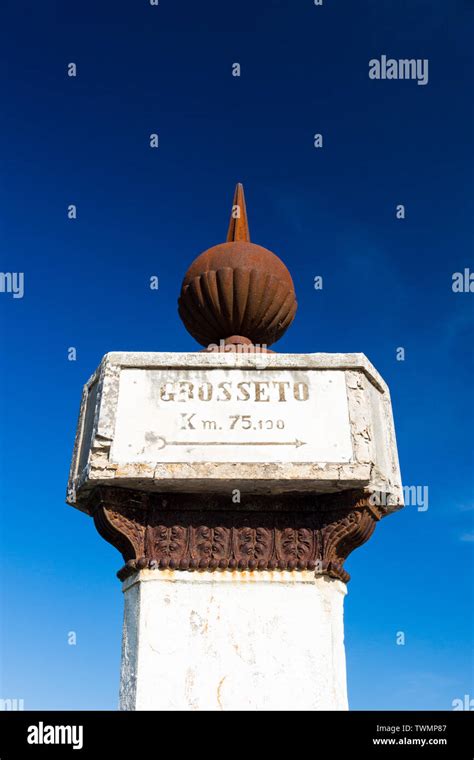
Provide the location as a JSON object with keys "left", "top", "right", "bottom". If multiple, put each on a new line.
{"left": 226, "top": 183, "right": 250, "bottom": 242}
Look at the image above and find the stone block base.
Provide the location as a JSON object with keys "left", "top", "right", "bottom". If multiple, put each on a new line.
{"left": 119, "top": 569, "right": 348, "bottom": 711}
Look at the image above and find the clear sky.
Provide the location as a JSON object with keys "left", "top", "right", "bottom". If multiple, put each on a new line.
{"left": 0, "top": 0, "right": 472, "bottom": 710}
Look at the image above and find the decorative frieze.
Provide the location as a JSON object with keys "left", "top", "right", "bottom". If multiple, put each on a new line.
{"left": 89, "top": 487, "right": 385, "bottom": 583}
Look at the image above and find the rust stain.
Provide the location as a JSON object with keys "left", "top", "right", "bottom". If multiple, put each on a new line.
{"left": 217, "top": 675, "right": 226, "bottom": 710}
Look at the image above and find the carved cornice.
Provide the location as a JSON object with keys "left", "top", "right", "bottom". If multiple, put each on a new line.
{"left": 89, "top": 488, "right": 385, "bottom": 583}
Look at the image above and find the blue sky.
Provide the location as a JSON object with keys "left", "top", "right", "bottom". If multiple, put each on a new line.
{"left": 0, "top": 0, "right": 472, "bottom": 709}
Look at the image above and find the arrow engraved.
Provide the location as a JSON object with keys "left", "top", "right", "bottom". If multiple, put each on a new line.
{"left": 155, "top": 437, "right": 306, "bottom": 450}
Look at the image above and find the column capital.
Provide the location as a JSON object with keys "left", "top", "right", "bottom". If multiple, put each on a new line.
{"left": 89, "top": 487, "right": 387, "bottom": 584}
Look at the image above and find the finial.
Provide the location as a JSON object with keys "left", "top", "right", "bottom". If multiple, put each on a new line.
{"left": 226, "top": 183, "right": 250, "bottom": 242}
{"left": 178, "top": 183, "right": 297, "bottom": 349}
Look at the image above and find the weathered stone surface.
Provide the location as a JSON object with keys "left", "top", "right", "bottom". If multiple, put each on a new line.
{"left": 119, "top": 569, "right": 348, "bottom": 711}
{"left": 67, "top": 351, "right": 403, "bottom": 512}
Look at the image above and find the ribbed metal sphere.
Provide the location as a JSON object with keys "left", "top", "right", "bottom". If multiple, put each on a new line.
{"left": 178, "top": 240, "right": 297, "bottom": 347}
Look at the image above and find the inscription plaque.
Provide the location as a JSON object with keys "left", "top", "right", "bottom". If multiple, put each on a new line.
{"left": 67, "top": 352, "right": 403, "bottom": 508}
{"left": 110, "top": 368, "right": 353, "bottom": 465}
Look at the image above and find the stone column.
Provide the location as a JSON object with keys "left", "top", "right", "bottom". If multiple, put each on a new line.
{"left": 119, "top": 570, "right": 348, "bottom": 711}
{"left": 67, "top": 350, "right": 402, "bottom": 711}
{"left": 87, "top": 483, "right": 390, "bottom": 711}
{"left": 66, "top": 184, "right": 403, "bottom": 711}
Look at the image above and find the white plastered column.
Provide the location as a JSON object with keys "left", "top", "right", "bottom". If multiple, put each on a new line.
{"left": 119, "top": 569, "right": 348, "bottom": 711}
